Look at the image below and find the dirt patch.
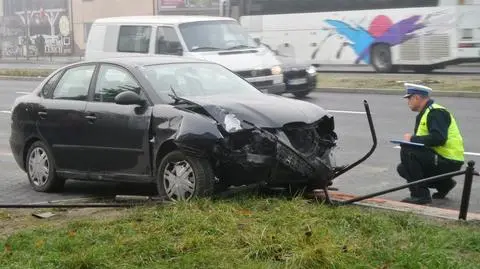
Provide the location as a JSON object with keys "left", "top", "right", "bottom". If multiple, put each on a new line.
{"left": 0, "top": 207, "right": 128, "bottom": 239}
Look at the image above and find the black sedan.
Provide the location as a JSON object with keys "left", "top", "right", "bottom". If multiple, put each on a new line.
{"left": 258, "top": 41, "right": 317, "bottom": 98}
{"left": 276, "top": 54, "right": 318, "bottom": 98}
{"left": 9, "top": 56, "right": 338, "bottom": 201}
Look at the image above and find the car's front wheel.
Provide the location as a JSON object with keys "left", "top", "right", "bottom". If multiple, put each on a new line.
{"left": 26, "top": 141, "right": 65, "bottom": 192}
{"left": 156, "top": 150, "right": 215, "bottom": 201}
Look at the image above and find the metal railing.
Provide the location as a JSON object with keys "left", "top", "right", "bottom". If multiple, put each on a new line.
{"left": 337, "top": 160, "right": 479, "bottom": 221}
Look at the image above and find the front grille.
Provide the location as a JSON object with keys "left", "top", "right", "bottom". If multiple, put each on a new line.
{"left": 236, "top": 69, "right": 272, "bottom": 78}
{"left": 283, "top": 124, "right": 318, "bottom": 156}
{"left": 284, "top": 69, "right": 307, "bottom": 79}
{"left": 251, "top": 80, "right": 273, "bottom": 87}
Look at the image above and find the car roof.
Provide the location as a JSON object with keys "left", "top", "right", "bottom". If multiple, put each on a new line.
{"left": 68, "top": 55, "right": 210, "bottom": 69}
{"left": 93, "top": 15, "right": 236, "bottom": 25}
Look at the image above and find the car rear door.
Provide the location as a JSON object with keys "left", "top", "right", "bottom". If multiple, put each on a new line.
{"left": 84, "top": 63, "right": 152, "bottom": 178}
{"left": 37, "top": 63, "right": 96, "bottom": 172}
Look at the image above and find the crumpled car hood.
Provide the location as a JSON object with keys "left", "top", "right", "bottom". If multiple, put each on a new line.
{"left": 183, "top": 93, "right": 330, "bottom": 128}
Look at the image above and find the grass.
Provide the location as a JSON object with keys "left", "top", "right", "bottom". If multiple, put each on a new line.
{"left": 0, "top": 69, "right": 54, "bottom": 78}
{"left": 0, "top": 68, "right": 479, "bottom": 93}
{"left": 1, "top": 195, "right": 479, "bottom": 269}
{"left": 317, "top": 73, "right": 480, "bottom": 92}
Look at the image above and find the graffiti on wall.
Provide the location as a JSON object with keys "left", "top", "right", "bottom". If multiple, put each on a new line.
{"left": 1, "top": 4, "right": 72, "bottom": 57}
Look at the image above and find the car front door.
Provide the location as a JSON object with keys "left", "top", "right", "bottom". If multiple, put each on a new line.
{"left": 84, "top": 63, "right": 152, "bottom": 178}
{"left": 37, "top": 64, "right": 96, "bottom": 172}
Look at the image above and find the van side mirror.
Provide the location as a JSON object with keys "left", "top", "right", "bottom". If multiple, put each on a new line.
{"left": 115, "top": 90, "right": 146, "bottom": 106}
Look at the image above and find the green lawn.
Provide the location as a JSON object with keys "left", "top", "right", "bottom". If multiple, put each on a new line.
{"left": 1, "top": 68, "right": 479, "bottom": 93}
{"left": 0, "top": 69, "right": 53, "bottom": 78}
{"left": 1, "top": 196, "right": 479, "bottom": 269}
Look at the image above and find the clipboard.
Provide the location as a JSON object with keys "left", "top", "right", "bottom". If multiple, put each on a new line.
{"left": 390, "top": 139, "right": 425, "bottom": 147}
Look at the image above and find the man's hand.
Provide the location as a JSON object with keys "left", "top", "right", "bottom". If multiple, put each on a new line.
{"left": 404, "top": 133, "right": 412, "bottom": 141}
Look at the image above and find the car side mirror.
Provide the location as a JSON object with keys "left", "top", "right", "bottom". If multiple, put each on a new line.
{"left": 253, "top": 37, "right": 261, "bottom": 45}
{"left": 114, "top": 91, "right": 146, "bottom": 106}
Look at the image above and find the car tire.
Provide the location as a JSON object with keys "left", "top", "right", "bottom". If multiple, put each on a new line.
{"left": 293, "top": 90, "right": 311, "bottom": 99}
{"left": 26, "top": 141, "right": 65, "bottom": 192}
{"left": 371, "top": 44, "right": 398, "bottom": 73}
{"left": 156, "top": 150, "right": 215, "bottom": 201}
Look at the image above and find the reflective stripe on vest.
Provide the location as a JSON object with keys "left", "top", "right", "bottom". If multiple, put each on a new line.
{"left": 415, "top": 103, "right": 464, "bottom": 162}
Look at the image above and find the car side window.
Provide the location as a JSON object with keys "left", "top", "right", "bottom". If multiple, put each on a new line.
{"left": 51, "top": 65, "right": 95, "bottom": 101}
{"left": 41, "top": 70, "right": 63, "bottom": 97}
{"left": 156, "top": 26, "right": 182, "bottom": 55}
{"left": 94, "top": 65, "right": 141, "bottom": 103}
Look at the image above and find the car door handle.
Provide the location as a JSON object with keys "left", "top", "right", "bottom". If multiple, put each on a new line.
{"left": 38, "top": 111, "right": 47, "bottom": 119}
{"left": 85, "top": 114, "right": 97, "bottom": 122}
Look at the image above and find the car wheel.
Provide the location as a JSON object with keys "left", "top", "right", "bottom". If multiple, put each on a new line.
{"left": 293, "top": 90, "right": 311, "bottom": 99}
{"left": 157, "top": 150, "right": 215, "bottom": 201}
{"left": 26, "top": 141, "right": 65, "bottom": 192}
{"left": 371, "top": 44, "right": 398, "bottom": 73}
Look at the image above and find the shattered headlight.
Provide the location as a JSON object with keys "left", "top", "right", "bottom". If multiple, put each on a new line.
{"left": 224, "top": 113, "right": 243, "bottom": 133}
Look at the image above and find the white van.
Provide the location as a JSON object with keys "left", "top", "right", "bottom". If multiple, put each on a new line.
{"left": 85, "top": 15, "right": 285, "bottom": 94}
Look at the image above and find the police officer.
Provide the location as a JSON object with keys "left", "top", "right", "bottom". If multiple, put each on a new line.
{"left": 397, "top": 83, "right": 465, "bottom": 205}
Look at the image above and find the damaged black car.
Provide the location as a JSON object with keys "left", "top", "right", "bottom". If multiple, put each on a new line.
{"left": 9, "top": 56, "right": 340, "bottom": 201}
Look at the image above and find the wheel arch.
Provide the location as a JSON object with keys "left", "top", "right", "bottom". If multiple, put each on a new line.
{"left": 154, "top": 140, "right": 178, "bottom": 175}
{"left": 22, "top": 136, "right": 43, "bottom": 171}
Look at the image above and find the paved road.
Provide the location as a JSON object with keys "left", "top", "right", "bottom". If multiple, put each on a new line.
{"left": 1, "top": 61, "right": 480, "bottom": 74}
{"left": 1, "top": 79, "right": 479, "bottom": 213}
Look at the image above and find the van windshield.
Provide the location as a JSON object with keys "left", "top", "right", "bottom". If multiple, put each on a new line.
{"left": 179, "top": 20, "right": 259, "bottom": 52}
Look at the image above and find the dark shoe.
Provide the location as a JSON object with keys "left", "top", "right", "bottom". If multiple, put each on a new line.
{"left": 401, "top": 196, "right": 432, "bottom": 205}
{"left": 432, "top": 180, "right": 457, "bottom": 199}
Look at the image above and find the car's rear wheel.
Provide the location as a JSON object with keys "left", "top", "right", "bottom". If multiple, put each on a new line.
{"left": 156, "top": 150, "right": 215, "bottom": 201}
{"left": 26, "top": 141, "right": 65, "bottom": 192}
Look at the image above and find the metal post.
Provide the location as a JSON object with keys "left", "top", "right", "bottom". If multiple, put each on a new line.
{"left": 340, "top": 169, "right": 466, "bottom": 205}
{"left": 459, "top": 161, "right": 475, "bottom": 220}
{"left": 23, "top": 0, "right": 29, "bottom": 60}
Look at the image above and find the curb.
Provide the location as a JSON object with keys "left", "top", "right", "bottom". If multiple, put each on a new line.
{"left": 329, "top": 191, "right": 480, "bottom": 222}
{"left": 315, "top": 87, "right": 480, "bottom": 98}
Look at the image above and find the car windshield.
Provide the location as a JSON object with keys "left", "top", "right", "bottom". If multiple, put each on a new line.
{"left": 179, "top": 20, "right": 259, "bottom": 51}
{"left": 142, "top": 62, "right": 262, "bottom": 102}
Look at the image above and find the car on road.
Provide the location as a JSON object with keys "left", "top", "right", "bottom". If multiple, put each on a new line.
{"left": 9, "top": 56, "right": 338, "bottom": 201}
{"left": 257, "top": 41, "right": 317, "bottom": 98}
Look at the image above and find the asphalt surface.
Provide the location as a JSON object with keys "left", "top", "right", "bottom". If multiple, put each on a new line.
{"left": 0, "top": 79, "right": 479, "bottom": 213}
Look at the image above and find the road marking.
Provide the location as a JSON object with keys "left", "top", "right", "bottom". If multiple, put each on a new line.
{"left": 327, "top": 110, "right": 366, "bottom": 114}
{"left": 0, "top": 152, "right": 12, "bottom": 156}
{"left": 393, "top": 146, "right": 480, "bottom": 157}
{"left": 0, "top": 110, "right": 11, "bottom": 114}
{"left": 16, "top": 91, "right": 31, "bottom": 95}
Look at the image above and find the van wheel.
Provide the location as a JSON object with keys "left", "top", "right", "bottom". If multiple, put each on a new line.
{"left": 156, "top": 150, "right": 215, "bottom": 201}
{"left": 26, "top": 141, "right": 65, "bottom": 192}
{"left": 293, "top": 90, "right": 311, "bottom": 99}
{"left": 371, "top": 44, "right": 397, "bottom": 73}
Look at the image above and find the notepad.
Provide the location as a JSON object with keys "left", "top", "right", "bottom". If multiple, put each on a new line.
{"left": 390, "top": 139, "right": 425, "bottom": 147}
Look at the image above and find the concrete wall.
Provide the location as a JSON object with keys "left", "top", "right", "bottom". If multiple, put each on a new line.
{"left": 72, "top": 0, "right": 155, "bottom": 53}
